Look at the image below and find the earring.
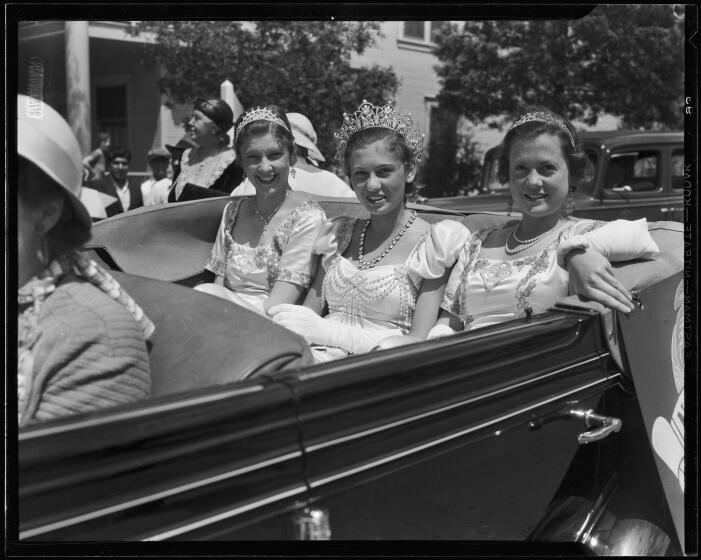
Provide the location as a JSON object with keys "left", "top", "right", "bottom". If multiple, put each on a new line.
{"left": 507, "top": 195, "right": 513, "bottom": 216}
{"left": 37, "top": 234, "right": 50, "bottom": 267}
{"left": 290, "top": 167, "right": 296, "bottom": 179}
{"left": 563, "top": 189, "right": 575, "bottom": 218}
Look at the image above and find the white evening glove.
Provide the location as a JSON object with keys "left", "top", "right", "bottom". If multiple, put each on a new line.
{"left": 557, "top": 219, "right": 659, "bottom": 267}
{"left": 268, "top": 304, "right": 397, "bottom": 355}
{"left": 427, "top": 322, "right": 458, "bottom": 339}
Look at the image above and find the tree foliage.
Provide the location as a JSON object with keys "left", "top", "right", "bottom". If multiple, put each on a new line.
{"left": 135, "top": 21, "right": 399, "bottom": 161}
{"left": 433, "top": 5, "right": 684, "bottom": 130}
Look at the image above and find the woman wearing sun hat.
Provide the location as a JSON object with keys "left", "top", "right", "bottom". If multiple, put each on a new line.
{"left": 17, "top": 94, "right": 153, "bottom": 426}
{"left": 231, "top": 111, "right": 355, "bottom": 199}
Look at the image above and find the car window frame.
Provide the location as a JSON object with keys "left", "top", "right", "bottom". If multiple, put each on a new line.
{"left": 598, "top": 144, "right": 668, "bottom": 199}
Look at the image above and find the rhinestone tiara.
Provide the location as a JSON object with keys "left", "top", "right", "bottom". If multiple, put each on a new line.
{"left": 334, "top": 100, "right": 425, "bottom": 167}
{"left": 509, "top": 112, "right": 576, "bottom": 149}
{"left": 235, "top": 107, "right": 291, "bottom": 138}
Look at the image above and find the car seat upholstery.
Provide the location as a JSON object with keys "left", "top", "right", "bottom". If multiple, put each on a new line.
{"left": 111, "top": 270, "right": 313, "bottom": 397}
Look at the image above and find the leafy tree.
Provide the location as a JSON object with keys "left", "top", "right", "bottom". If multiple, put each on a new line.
{"left": 134, "top": 21, "right": 399, "bottom": 162}
{"left": 433, "top": 5, "right": 684, "bottom": 130}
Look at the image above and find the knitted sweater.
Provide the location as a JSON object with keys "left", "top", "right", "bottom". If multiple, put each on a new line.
{"left": 21, "top": 276, "right": 151, "bottom": 425}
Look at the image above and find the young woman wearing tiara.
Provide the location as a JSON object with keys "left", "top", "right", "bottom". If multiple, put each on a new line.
{"left": 430, "top": 109, "right": 660, "bottom": 337}
{"left": 268, "top": 100, "right": 471, "bottom": 362}
{"left": 194, "top": 106, "right": 326, "bottom": 316}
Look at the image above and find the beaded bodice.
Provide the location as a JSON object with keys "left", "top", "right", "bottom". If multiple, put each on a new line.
{"left": 322, "top": 258, "right": 417, "bottom": 332}
{"left": 320, "top": 217, "right": 418, "bottom": 332}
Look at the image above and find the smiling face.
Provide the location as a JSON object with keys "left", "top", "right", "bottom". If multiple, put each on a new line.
{"left": 109, "top": 157, "right": 130, "bottom": 183}
{"left": 348, "top": 139, "right": 416, "bottom": 216}
{"left": 240, "top": 132, "right": 292, "bottom": 194}
{"left": 508, "top": 133, "right": 570, "bottom": 220}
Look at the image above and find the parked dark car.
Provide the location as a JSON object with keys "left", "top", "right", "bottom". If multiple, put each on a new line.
{"left": 428, "top": 130, "right": 685, "bottom": 223}
{"left": 15, "top": 196, "right": 687, "bottom": 554}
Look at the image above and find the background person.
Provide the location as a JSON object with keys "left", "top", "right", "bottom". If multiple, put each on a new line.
{"left": 82, "top": 131, "right": 111, "bottom": 184}
{"left": 231, "top": 111, "right": 356, "bottom": 198}
{"left": 194, "top": 106, "right": 326, "bottom": 315}
{"left": 17, "top": 94, "right": 153, "bottom": 426}
{"left": 430, "top": 109, "right": 659, "bottom": 337}
{"left": 169, "top": 97, "right": 243, "bottom": 202}
{"left": 140, "top": 147, "right": 172, "bottom": 206}
{"left": 166, "top": 135, "right": 198, "bottom": 180}
{"left": 89, "top": 147, "right": 144, "bottom": 217}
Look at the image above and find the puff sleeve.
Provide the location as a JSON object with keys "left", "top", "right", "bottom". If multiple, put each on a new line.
{"left": 407, "top": 219, "right": 470, "bottom": 285}
{"left": 204, "top": 200, "right": 240, "bottom": 278}
{"left": 439, "top": 240, "right": 471, "bottom": 321}
{"left": 312, "top": 216, "right": 358, "bottom": 271}
{"left": 276, "top": 203, "right": 327, "bottom": 288}
{"left": 556, "top": 218, "right": 660, "bottom": 267}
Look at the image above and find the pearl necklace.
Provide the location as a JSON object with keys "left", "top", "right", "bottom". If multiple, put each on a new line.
{"left": 505, "top": 219, "right": 565, "bottom": 255}
{"left": 252, "top": 189, "right": 290, "bottom": 233}
{"left": 357, "top": 209, "right": 417, "bottom": 270}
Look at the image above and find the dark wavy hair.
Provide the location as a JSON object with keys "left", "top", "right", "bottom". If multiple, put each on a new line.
{"left": 343, "top": 127, "right": 416, "bottom": 195}
{"left": 496, "top": 108, "right": 587, "bottom": 192}
{"left": 234, "top": 105, "right": 296, "bottom": 166}
{"left": 106, "top": 147, "right": 132, "bottom": 164}
{"left": 19, "top": 157, "right": 91, "bottom": 258}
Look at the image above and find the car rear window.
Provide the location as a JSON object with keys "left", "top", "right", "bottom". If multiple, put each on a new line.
{"left": 672, "top": 148, "right": 684, "bottom": 190}
{"left": 605, "top": 150, "right": 660, "bottom": 192}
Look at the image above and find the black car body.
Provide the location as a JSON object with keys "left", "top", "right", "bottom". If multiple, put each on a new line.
{"left": 15, "top": 196, "right": 688, "bottom": 554}
{"left": 427, "top": 130, "right": 685, "bottom": 223}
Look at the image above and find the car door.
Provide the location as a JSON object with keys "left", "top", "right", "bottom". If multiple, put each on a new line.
{"left": 277, "top": 310, "right": 625, "bottom": 540}
{"left": 18, "top": 376, "right": 307, "bottom": 541}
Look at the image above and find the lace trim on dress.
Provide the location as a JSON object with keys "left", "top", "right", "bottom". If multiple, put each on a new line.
{"left": 173, "top": 147, "right": 236, "bottom": 199}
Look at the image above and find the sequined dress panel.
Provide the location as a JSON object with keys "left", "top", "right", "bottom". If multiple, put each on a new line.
{"left": 203, "top": 198, "right": 326, "bottom": 313}
{"left": 441, "top": 220, "right": 606, "bottom": 330}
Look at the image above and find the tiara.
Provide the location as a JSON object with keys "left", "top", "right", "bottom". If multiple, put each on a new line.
{"left": 334, "top": 100, "right": 425, "bottom": 166}
{"left": 236, "top": 107, "right": 291, "bottom": 137}
{"left": 509, "top": 112, "right": 576, "bottom": 149}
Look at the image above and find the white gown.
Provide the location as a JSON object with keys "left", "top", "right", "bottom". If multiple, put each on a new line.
{"left": 311, "top": 216, "right": 469, "bottom": 362}
{"left": 197, "top": 198, "right": 326, "bottom": 315}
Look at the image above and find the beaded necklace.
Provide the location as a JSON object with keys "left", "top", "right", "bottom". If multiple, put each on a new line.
{"left": 252, "top": 188, "right": 290, "bottom": 234}
{"left": 505, "top": 219, "right": 566, "bottom": 255}
{"left": 357, "top": 209, "right": 417, "bottom": 270}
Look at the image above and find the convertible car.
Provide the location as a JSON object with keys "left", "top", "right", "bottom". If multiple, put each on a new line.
{"left": 16, "top": 195, "right": 688, "bottom": 554}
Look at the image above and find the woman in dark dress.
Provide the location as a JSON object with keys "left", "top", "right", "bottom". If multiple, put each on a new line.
{"left": 169, "top": 97, "right": 243, "bottom": 201}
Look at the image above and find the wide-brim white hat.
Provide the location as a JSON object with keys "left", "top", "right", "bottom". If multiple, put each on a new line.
{"left": 286, "top": 112, "right": 325, "bottom": 162}
{"left": 17, "top": 94, "right": 91, "bottom": 230}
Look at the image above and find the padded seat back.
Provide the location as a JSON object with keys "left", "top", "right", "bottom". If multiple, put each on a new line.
{"left": 88, "top": 196, "right": 682, "bottom": 291}
{"left": 111, "top": 271, "right": 313, "bottom": 397}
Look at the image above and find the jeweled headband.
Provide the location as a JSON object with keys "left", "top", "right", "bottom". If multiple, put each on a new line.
{"left": 235, "top": 107, "right": 291, "bottom": 138}
{"left": 334, "top": 100, "right": 425, "bottom": 167}
{"left": 509, "top": 112, "right": 576, "bottom": 149}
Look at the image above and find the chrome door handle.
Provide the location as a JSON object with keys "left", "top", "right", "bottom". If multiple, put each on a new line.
{"left": 529, "top": 404, "right": 622, "bottom": 445}
{"left": 569, "top": 408, "right": 622, "bottom": 445}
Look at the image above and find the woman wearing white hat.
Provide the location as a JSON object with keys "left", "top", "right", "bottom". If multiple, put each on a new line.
{"left": 17, "top": 94, "right": 153, "bottom": 426}
{"left": 231, "top": 111, "right": 356, "bottom": 199}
